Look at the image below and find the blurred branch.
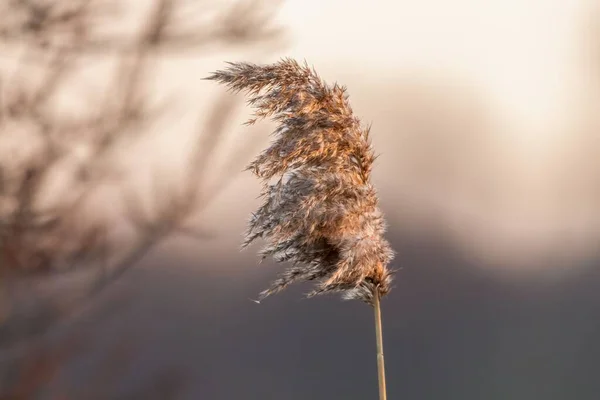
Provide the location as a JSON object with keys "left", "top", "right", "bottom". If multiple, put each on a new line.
{"left": 0, "top": 0, "right": 287, "bottom": 54}
{"left": 0, "top": 0, "right": 288, "bottom": 354}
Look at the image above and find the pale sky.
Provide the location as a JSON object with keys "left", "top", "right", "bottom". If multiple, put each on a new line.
{"left": 197, "top": 0, "right": 600, "bottom": 269}
{"left": 278, "top": 0, "right": 592, "bottom": 142}
{"left": 4, "top": 0, "right": 597, "bottom": 269}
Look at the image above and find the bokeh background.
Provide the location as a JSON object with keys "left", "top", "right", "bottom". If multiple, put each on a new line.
{"left": 1, "top": 0, "right": 600, "bottom": 398}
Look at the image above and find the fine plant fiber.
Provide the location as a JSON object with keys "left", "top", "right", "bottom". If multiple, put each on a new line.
{"left": 207, "top": 58, "right": 395, "bottom": 305}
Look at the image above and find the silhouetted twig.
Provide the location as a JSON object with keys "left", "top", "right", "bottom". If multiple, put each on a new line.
{"left": 0, "top": 2, "right": 289, "bottom": 392}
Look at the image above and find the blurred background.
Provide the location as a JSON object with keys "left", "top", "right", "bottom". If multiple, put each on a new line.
{"left": 0, "top": 0, "right": 599, "bottom": 398}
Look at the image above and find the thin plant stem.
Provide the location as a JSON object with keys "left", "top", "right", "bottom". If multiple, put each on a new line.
{"left": 374, "top": 287, "right": 387, "bottom": 400}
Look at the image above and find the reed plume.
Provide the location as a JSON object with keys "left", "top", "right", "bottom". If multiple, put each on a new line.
{"left": 208, "top": 58, "right": 394, "bottom": 400}
{"left": 207, "top": 58, "right": 395, "bottom": 305}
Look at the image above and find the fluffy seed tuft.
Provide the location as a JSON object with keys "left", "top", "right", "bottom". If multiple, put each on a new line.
{"left": 207, "top": 58, "right": 395, "bottom": 305}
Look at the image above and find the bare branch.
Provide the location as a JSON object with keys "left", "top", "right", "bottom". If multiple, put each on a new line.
{"left": 0, "top": 0, "right": 289, "bottom": 357}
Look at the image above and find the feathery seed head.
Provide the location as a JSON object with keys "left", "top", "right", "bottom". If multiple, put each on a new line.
{"left": 207, "top": 58, "right": 394, "bottom": 305}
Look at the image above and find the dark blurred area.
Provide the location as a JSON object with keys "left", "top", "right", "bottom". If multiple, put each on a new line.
{"left": 1, "top": 0, "right": 600, "bottom": 399}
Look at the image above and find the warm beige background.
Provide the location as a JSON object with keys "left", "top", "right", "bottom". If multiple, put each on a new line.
{"left": 172, "top": 0, "right": 600, "bottom": 272}
{"left": 3, "top": 2, "right": 600, "bottom": 398}
{"left": 2, "top": 0, "right": 598, "bottom": 271}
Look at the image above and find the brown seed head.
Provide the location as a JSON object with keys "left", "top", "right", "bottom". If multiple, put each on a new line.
{"left": 206, "top": 58, "right": 395, "bottom": 305}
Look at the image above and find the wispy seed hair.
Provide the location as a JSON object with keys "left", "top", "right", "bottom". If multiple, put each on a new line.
{"left": 206, "top": 58, "right": 395, "bottom": 305}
